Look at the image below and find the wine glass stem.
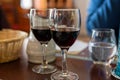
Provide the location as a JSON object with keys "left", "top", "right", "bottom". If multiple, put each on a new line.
{"left": 62, "top": 49, "right": 68, "bottom": 74}
{"left": 41, "top": 44, "right": 48, "bottom": 66}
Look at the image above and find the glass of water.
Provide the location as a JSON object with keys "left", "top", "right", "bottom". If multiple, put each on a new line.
{"left": 89, "top": 28, "right": 117, "bottom": 78}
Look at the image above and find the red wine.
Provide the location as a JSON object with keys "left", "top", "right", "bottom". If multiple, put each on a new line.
{"left": 52, "top": 27, "right": 80, "bottom": 49}
{"left": 32, "top": 27, "right": 51, "bottom": 44}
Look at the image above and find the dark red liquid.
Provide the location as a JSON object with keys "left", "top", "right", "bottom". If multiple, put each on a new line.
{"left": 52, "top": 28, "right": 80, "bottom": 49}
{"left": 32, "top": 27, "right": 51, "bottom": 44}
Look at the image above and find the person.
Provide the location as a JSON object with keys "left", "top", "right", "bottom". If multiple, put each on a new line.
{"left": 0, "top": 5, "right": 10, "bottom": 30}
{"left": 86, "top": 0, "right": 120, "bottom": 43}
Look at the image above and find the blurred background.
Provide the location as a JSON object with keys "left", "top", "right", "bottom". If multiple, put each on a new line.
{"left": 0, "top": 0, "right": 89, "bottom": 40}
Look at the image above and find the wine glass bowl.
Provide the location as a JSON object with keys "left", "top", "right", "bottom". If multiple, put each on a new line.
{"left": 29, "top": 9, "right": 57, "bottom": 74}
{"left": 51, "top": 27, "right": 80, "bottom": 50}
{"left": 50, "top": 9, "right": 81, "bottom": 80}
{"left": 88, "top": 28, "right": 117, "bottom": 79}
{"left": 88, "top": 28, "right": 117, "bottom": 65}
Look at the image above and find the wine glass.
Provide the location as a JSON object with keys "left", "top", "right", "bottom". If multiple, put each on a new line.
{"left": 50, "top": 9, "right": 81, "bottom": 80}
{"left": 88, "top": 28, "right": 117, "bottom": 78}
{"left": 29, "top": 9, "right": 57, "bottom": 74}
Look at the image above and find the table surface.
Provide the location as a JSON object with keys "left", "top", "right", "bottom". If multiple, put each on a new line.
{"left": 0, "top": 41, "right": 118, "bottom": 80}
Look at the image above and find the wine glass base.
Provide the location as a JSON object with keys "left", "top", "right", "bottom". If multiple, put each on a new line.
{"left": 111, "top": 70, "right": 120, "bottom": 79}
{"left": 51, "top": 71, "right": 79, "bottom": 80}
{"left": 32, "top": 65, "right": 57, "bottom": 74}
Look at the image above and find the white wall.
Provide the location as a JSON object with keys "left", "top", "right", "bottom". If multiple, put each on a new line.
{"left": 74, "top": 0, "right": 89, "bottom": 36}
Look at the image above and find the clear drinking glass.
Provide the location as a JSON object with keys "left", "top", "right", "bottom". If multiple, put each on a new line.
{"left": 29, "top": 9, "right": 57, "bottom": 74}
{"left": 50, "top": 9, "right": 81, "bottom": 80}
{"left": 88, "top": 29, "right": 117, "bottom": 77}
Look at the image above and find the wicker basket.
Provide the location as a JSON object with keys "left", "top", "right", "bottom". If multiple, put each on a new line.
{"left": 0, "top": 29, "right": 28, "bottom": 63}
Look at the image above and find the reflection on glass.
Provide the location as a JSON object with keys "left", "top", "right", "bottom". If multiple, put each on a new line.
{"left": 90, "top": 64, "right": 111, "bottom": 80}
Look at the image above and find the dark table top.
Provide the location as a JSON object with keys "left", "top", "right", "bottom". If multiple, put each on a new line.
{"left": 0, "top": 45, "right": 118, "bottom": 80}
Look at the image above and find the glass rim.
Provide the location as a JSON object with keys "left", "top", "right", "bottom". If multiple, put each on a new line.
{"left": 30, "top": 8, "right": 80, "bottom": 10}
{"left": 92, "top": 28, "right": 114, "bottom": 32}
{"left": 55, "top": 9, "right": 80, "bottom": 11}
{"left": 30, "top": 8, "right": 55, "bottom": 11}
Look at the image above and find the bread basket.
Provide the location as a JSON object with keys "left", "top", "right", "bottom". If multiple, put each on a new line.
{"left": 0, "top": 29, "right": 28, "bottom": 63}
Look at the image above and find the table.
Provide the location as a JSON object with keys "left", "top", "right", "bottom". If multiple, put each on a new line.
{"left": 0, "top": 43, "right": 118, "bottom": 80}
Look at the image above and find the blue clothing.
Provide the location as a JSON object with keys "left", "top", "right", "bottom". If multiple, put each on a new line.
{"left": 86, "top": 0, "right": 120, "bottom": 40}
